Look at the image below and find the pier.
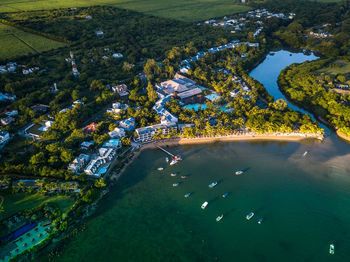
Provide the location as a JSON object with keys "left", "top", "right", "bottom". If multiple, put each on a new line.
{"left": 157, "top": 146, "right": 181, "bottom": 160}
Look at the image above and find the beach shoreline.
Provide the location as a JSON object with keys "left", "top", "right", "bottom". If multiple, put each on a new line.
{"left": 142, "top": 132, "right": 323, "bottom": 148}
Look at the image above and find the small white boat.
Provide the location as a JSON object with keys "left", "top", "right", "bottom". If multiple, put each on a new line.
{"left": 222, "top": 193, "right": 229, "bottom": 198}
{"left": 166, "top": 157, "right": 169, "bottom": 163}
{"left": 208, "top": 181, "right": 218, "bottom": 188}
{"left": 184, "top": 193, "right": 191, "bottom": 198}
{"left": 246, "top": 212, "right": 254, "bottom": 220}
{"left": 201, "top": 201, "right": 208, "bottom": 210}
{"left": 303, "top": 151, "right": 308, "bottom": 157}
{"left": 170, "top": 173, "right": 177, "bottom": 177}
{"left": 258, "top": 218, "right": 263, "bottom": 224}
{"left": 235, "top": 170, "right": 244, "bottom": 175}
{"left": 216, "top": 214, "right": 223, "bottom": 222}
{"left": 170, "top": 159, "right": 178, "bottom": 166}
{"left": 172, "top": 183, "right": 179, "bottom": 187}
{"left": 181, "top": 175, "right": 188, "bottom": 179}
{"left": 157, "top": 167, "right": 164, "bottom": 171}
{"left": 329, "top": 244, "right": 335, "bottom": 255}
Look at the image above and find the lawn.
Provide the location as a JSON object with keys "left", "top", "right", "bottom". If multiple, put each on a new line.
{"left": 317, "top": 60, "right": 350, "bottom": 76}
{"left": 0, "top": 0, "right": 251, "bottom": 22}
{"left": 0, "top": 193, "right": 74, "bottom": 219}
{"left": 0, "top": 23, "right": 66, "bottom": 60}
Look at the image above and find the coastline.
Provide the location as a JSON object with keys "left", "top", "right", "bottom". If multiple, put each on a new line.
{"left": 150, "top": 132, "right": 324, "bottom": 146}
{"left": 336, "top": 130, "right": 350, "bottom": 143}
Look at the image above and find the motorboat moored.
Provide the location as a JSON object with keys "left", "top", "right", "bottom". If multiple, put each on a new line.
{"left": 166, "top": 157, "right": 169, "bottom": 163}
{"left": 222, "top": 193, "right": 229, "bottom": 198}
{"left": 216, "top": 214, "right": 223, "bottom": 222}
{"left": 170, "top": 173, "right": 177, "bottom": 177}
{"left": 329, "top": 244, "right": 335, "bottom": 255}
{"left": 201, "top": 201, "right": 208, "bottom": 210}
{"left": 258, "top": 218, "right": 263, "bottom": 224}
{"left": 208, "top": 181, "right": 218, "bottom": 188}
{"left": 184, "top": 193, "right": 191, "bottom": 198}
{"left": 235, "top": 170, "right": 244, "bottom": 175}
{"left": 246, "top": 212, "right": 254, "bottom": 220}
{"left": 157, "top": 167, "right": 164, "bottom": 171}
{"left": 172, "top": 182, "right": 179, "bottom": 187}
{"left": 181, "top": 175, "right": 188, "bottom": 179}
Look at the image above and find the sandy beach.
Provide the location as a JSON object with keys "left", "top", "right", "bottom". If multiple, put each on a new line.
{"left": 336, "top": 130, "right": 350, "bottom": 143}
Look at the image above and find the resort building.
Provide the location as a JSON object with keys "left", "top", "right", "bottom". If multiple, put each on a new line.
{"left": 134, "top": 123, "right": 177, "bottom": 143}
{"left": 84, "top": 148, "right": 117, "bottom": 177}
{"left": 119, "top": 117, "right": 135, "bottom": 132}
{"left": 108, "top": 127, "right": 126, "bottom": 138}
{"left": 156, "top": 74, "right": 198, "bottom": 96}
{"left": 68, "top": 154, "right": 90, "bottom": 174}
{"left": 103, "top": 138, "right": 122, "bottom": 148}
{"left": 112, "top": 84, "right": 129, "bottom": 97}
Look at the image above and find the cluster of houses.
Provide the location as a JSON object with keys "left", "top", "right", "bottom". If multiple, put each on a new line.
{"left": 68, "top": 139, "right": 121, "bottom": 177}
{"left": 22, "top": 67, "right": 40, "bottom": 75}
{"left": 1, "top": 108, "right": 17, "bottom": 126}
{"left": 308, "top": 30, "right": 333, "bottom": 39}
{"left": 0, "top": 62, "right": 17, "bottom": 74}
{"left": 106, "top": 102, "right": 128, "bottom": 114}
{"left": 0, "top": 129, "right": 10, "bottom": 149}
{"left": 230, "top": 75, "right": 252, "bottom": 100}
{"left": 200, "top": 9, "right": 295, "bottom": 34}
{"left": 59, "top": 99, "right": 84, "bottom": 113}
{"left": 111, "top": 84, "right": 129, "bottom": 97}
{"left": 66, "top": 51, "right": 80, "bottom": 77}
{"left": 179, "top": 40, "right": 259, "bottom": 74}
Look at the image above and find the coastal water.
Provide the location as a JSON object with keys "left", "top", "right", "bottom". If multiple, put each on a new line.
{"left": 47, "top": 51, "right": 350, "bottom": 262}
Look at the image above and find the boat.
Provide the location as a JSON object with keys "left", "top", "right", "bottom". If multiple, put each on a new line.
{"left": 172, "top": 183, "right": 179, "bottom": 187}
{"left": 329, "top": 244, "right": 335, "bottom": 255}
{"left": 257, "top": 218, "right": 263, "bottom": 224}
{"left": 201, "top": 201, "right": 208, "bottom": 209}
{"left": 170, "top": 159, "right": 178, "bottom": 166}
{"left": 181, "top": 175, "right": 188, "bottom": 179}
{"left": 222, "top": 193, "right": 229, "bottom": 198}
{"left": 157, "top": 167, "right": 164, "bottom": 171}
{"left": 208, "top": 181, "right": 218, "bottom": 188}
{"left": 184, "top": 193, "right": 191, "bottom": 198}
{"left": 235, "top": 170, "right": 244, "bottom": 175}
{"left": 166, "top": 157, "right": 169, "bottom": 163}
{"left": 216, "top": 214, "right": 223, "bottom": 222}
{"left": 246, "top": 212, "right": 254, "bottom": 220}
{"left": 170, "top": 173, "right": 177, "bottom": 177}
{"left": 303, "top": 151, "right": 308, "bottom": 157}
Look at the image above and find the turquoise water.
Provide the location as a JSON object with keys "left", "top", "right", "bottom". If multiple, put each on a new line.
{"left": 50, "top": 140, "right": 350, "bottom": 262}
{"left": 47, "top": 50, "right": 350, "bottom": 262}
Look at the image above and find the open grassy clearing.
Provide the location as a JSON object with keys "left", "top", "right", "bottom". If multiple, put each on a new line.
{"left": 0, "top": 23, "right": 66, "bottom": 60}
{"left": 0, "top": 0, "right": 251, "bottom": 22}
{"left": 317, "top": 60, "right": 350, "bottom": 76}
{"left": 0, "top": 193, "right": 74, "bottom": 219}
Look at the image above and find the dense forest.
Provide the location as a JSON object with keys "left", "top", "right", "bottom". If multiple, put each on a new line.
{"left": 279, "top": 59, "right": 350, "bottom": 136}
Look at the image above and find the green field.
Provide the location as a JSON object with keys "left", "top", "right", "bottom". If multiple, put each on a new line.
{"left": 1, "top": 193, "right": 74, "bottom": 219}
{"left": 0, "top": 0, "right": 251, "bottom": 22}
{"left": 318, "top": 60, "right": 350, "bottom": 76}
{"left": 0, "top": 23, "right": 66, "bottom": 60}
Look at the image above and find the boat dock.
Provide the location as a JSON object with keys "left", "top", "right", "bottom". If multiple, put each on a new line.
{"left": 157, "top": 146, "right": 181, "bottom": 160}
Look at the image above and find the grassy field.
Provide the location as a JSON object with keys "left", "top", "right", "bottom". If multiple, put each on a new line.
{"left": 0, "top": 23, "right": 66, "bottom": 60}
{"left": 0, "top": 0, "right": 251, "bottom": 22}
{"left": 0, "top": 193, "right": 74, "bottom": 219}
{"left": 318, "top": 60, "right": 350, "bottom": 76}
